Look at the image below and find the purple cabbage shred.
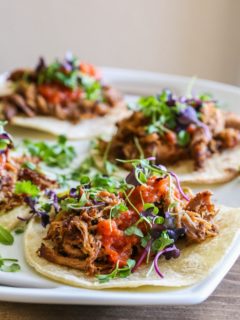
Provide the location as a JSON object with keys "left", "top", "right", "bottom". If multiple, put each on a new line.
{"left": 154, "top": 245, "right": 180, "bottom": 277}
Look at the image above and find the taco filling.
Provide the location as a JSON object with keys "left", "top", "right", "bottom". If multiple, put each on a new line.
{"left": 35, "top": 159, "right": 218, "bottom": 281}
{"left": 0, "top": 122, "right": 57, "bottom": 228}
{"left": 0, "top": 53, "right": 122, "bottom": 123}
{"left": 99, "top": 90, "right": 240, "bottom": 170}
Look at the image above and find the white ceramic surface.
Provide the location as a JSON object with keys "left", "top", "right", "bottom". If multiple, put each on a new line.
{"left": 0, "top": 68, "right": 240, "bottom": 305}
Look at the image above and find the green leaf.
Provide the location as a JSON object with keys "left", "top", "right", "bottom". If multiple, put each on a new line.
{"left": 154, "top": 216, "right": 165, "bottom": 224}
{"left": 0, "top": 262, "right": 20, "bottom": 272}
{"left": 71, "top": 156, "right": 96, "bottom": 180}
{"left": 66, "top": 192, "right": 88, "bottom": 210}
{"left": 143, "top": 203, "right": 159, "bottom": 215}
{"left": 0, "top": 140, "right": 8, "bottom": 151}
{"left": 23, "top": 135, "right": 76, "bottom": 169}
{"left": 96, "top": 274, "right": 111, "bottom": 283}
{"left": 15, "top": 180, "right": 40, "bottom": 197}
{"left": 199, "top": 92, "right": 213, "bottom": 102}
{"left": 104, "top": 160, "right": 116, "bottom": 175}
{"left": 0, "top": 225, "right": 14, "bottom": 245}
{"left": 80, "top": 175, "right": 91, "bottom": 185}
{"left": 97, "top": 259, "right": 135, "bottom": 283}
{"left": 14, "top": 227, "right": 26, "bottom": 234}
{"left": 141, "top": 233, "right": 151, "bottom": 248}
{"left": 124, "top": 225, "right": 144, "bottom": 237}
{"left": 126, "top": 259, "right": 136, "bottom": 269}
{"left": 177, "top": 130, "right": 190, "bottom": 147}
{"left": 110, "top": 203, "right": 128, "bottom": 219}
{"left": 22, "top": 161, "right": 36, "bottom": 170}
{"left": 151, "top": 231, "right": 174, "bottom": 253}
{"left": 0, "top": 257, "right": 20, "bottom": 272}
{"left": 81, "top": 76, "right": 103, "bottom": 101}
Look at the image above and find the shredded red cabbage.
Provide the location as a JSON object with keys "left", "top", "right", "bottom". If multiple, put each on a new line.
{"left": 45, "top": 189, "right": 60, "bottom": 213}
{"left": 154, "top": 245, "right": 179, "bottom": 277}
{"left": 178, "top": 105, "right": 211, "bottom": 140}
{"left": 169, "top": 171, "right": 189, "bottom": 201}
{"left": 166, "top": 228, "right": 185, "bottom": 242}
{"left": 0, "top": 132, "right": 14, "bottom": 149}
{"left": 146, "top": 156, "right": 156, "bottom": 161}
{"left": 132, "top": 240, "right": 152, "bottom": 273}
{"left": 18, "top": 197, "right": 50, "bottom": 227}
{"left": 69, "top": 188, "right": 78, "bottom": 198}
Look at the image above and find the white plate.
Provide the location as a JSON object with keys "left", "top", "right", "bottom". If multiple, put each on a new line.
{"left": 0, "top": 68, "right": 240, "bottom": 305}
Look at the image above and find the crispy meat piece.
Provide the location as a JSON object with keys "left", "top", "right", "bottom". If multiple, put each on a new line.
{"left": 215, "top": 128, "right": 240, "bottom": 149}
{"left": 225, "top": 112, "right": 240, "bottom": 130}
{"left": 38, "top": 191, "right": 128, "bottom": 275}
{"left": 18, "top": 167, "right": 58, "bottom": 190}
{"left": 9, "top": 94, "right": 35, "bottom": 117}
{"left": 201, "top": 103, "right": 225, "bottom": 134}
{"left": 190, "top": 127, "right": 211, "bottom": 168}
{"left": 40, "top": 214, "right": 102, "bottom": 275}
{"left": 2, "top": 101, "right": 18, "bottom": 121}
{"left": 108, "top": 112, "right": 188, "bottom": 166}
{"left": 185, "top": 191, "right": 215, "bottom": 218}
{"left": 39, "top": 244, "right": 91, "bottom": 271}
{"left": 176, "top": 191, "right": 218, "bottom": 243}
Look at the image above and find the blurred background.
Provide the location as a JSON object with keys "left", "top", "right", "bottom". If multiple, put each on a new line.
{"left": 0, "top": 0, "right": 239, "bottom": 85}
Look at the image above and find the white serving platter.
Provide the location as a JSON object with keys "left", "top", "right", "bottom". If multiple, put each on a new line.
{"left": 0, "top": 68, "right": 240, "bottom": 305}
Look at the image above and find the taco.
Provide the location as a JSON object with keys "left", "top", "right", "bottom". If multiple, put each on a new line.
{"left": 0, "top": 123, "right": 58, "bottom": 230}
{"left": 0, "top": 54, "right": 128, "bottom": 139}
{"left": 24, "top": 158, "right": 240, "bottom": 289}
{"left": 98, "top": 89, "right": 240, "bottom": 184}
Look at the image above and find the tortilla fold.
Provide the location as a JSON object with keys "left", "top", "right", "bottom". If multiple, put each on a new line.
{"left": 24, "top": 206, "right": 240, "bottom": 289}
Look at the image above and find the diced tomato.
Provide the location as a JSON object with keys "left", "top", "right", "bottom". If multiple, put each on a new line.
{"left": 79, "top": 62, "right": 101, "bottom": 80}
{"left": 97, "top": 176, "right": 170, "bottom": 267}
{"left": 97, "top": 219, "right": 139, "bottom": 266}
{"left": 38, "top": 84, "right": 83, "bottom": 105}
{"left": 129, "top": 176, "right": 169, "bottom": 212}
{"left": 165, "top": 131, "right": 177, "bottom": 144}
{"left": 186, "top": 123, "right": 197, "bottom": 134}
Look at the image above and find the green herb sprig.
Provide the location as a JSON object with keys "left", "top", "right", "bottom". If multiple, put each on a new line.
{"left": 97, "top": 259, "right": 135, "bottom": 283}
{"left": 23, "top": 135, "right": 76, "bottom": 169}
{"left": 0, "top": 225, "right": 14, "bottom": 245}
{"left": 15, "top": 180, "right": 40, "bottom": 197}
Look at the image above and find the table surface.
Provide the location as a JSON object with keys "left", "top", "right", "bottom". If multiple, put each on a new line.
{"left": 0, "top": 258, "right": 239, "bottom": 320}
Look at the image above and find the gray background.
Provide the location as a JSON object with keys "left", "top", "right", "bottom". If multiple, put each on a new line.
{"left": 0, "top": 0, "right": 239, "bottom": 85}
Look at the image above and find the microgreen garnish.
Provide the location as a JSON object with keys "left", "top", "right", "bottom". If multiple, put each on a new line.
{"left": 177, "top": 130, "right": 190, "bottom": 147}
{"left": 97, "top": 259, "right": 136, "bottom": 283}
{"left": 124, "top": 225, "right": 144, "bottom": 237}
{"left": 0, "top": 121, "right": 13, "bottom": 152}
{"left": 143, "top": 203, "right": 159, "bottom": 215}
{"left": 37, "top": 59, "right": 80, "bottom": 89}
{"left": 0, "top": 225, "right": 14, "bottom": 245}
{"left": 71, "top": 156, "right": 96, "bottom": 180}
{"left": 110, "top": 203, "right": 128, "bottom": 219}
{"left": 81, "top": 76, "right": 103, "bottom": 101}
{"left": 131, "top": 87, "right": 216, "bottom": 146}
{"left": 151, "top": 231, "right": 174, "bottom": 253}
{"left": 23, "top": 135, "right": 76, "bottom": 168}
{"left": 15, "top": 180, "right": 40, "bottom": 197}
{"left": 22, "top": 161, "right": 36, "bottom": 170}
{"left": 63, "top": 192, "right": 88, "bottom": 210}
{"left": 0, "top": 256, "right": 20, "bottom": 273}
{"left": 35, "top": 54, "right": 104, "bottom": 100}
